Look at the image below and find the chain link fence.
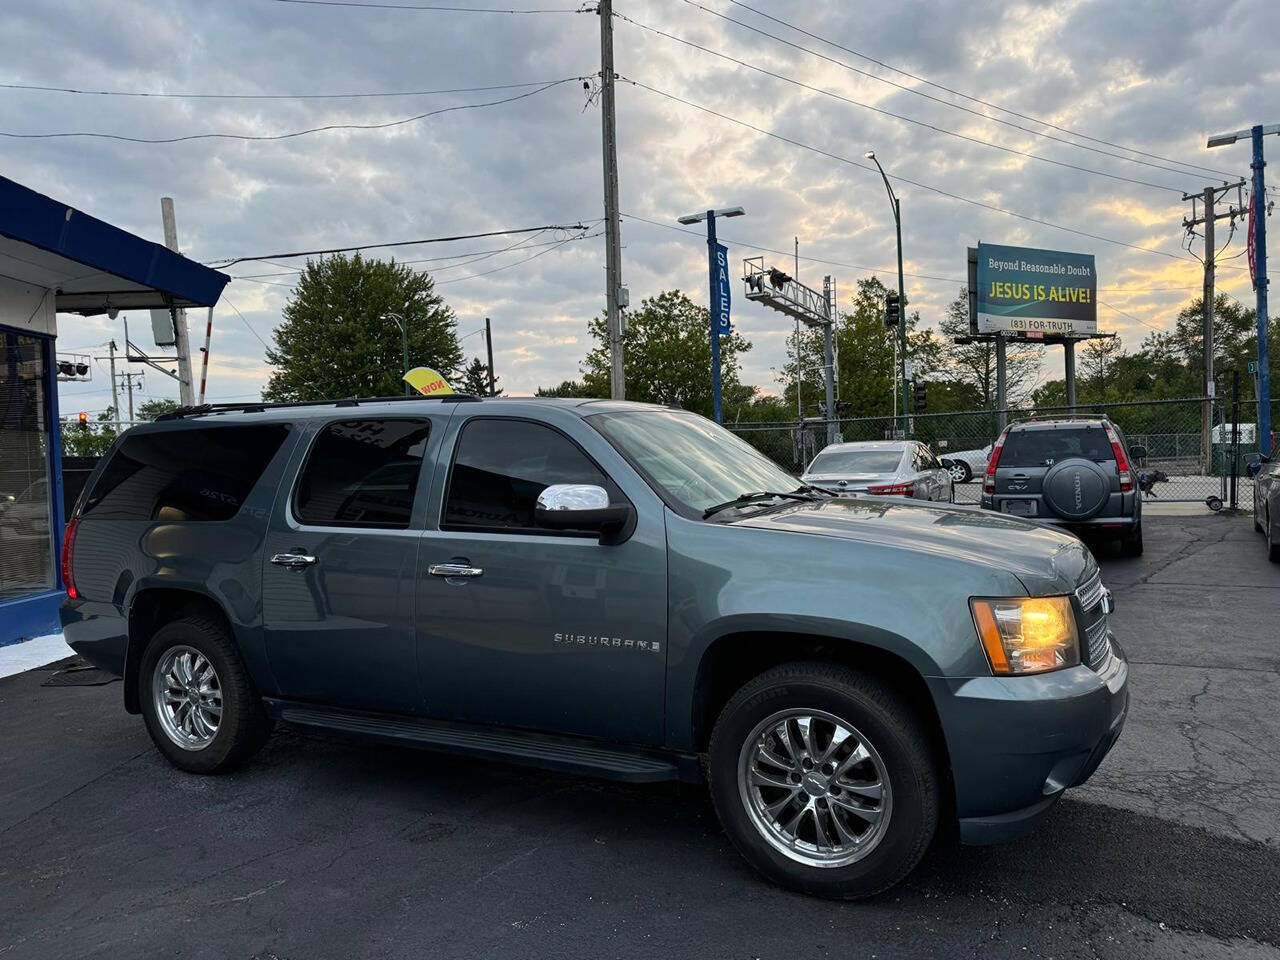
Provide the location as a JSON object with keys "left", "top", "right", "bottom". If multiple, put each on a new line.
{"left": 730, "top": 397, "right": 1278, "bottom": 508}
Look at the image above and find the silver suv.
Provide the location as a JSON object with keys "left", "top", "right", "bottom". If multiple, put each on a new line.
{"left": 980, "top": 417, "right": 1144, "bottom": 556}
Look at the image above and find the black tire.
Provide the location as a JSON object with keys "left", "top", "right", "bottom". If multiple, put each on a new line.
{"left": 706, "top": 662, "right": 940, "bottom": 900}
{"left": 1269, "top": 511, "right": 1280, "bottom": 564}
{"left": 139, "top": 616, "right": 272, "bottom": 774}
{"left": 947, "top": 461, "right": 971, "bottom": 484}
{"left": 1120, "top": 521, "right": 1144, "bottom": 557}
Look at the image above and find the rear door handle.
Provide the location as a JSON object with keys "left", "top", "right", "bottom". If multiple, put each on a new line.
{"left": 270, "top": 551, "right": 317, "bottom": 568}
{"left": 428, "top": 562, "right": 483, "bottom": 578}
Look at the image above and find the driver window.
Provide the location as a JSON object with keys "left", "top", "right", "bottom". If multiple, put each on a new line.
{"left": 442, "top": 418, "right": 621, "bottom": 532}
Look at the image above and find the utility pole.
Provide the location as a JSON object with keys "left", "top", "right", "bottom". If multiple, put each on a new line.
{"left": 598, "top": 0, "right": 624, "bottom": 400}
{"left": 107, "top": 340, "right": 120, "bottom": 432}
{"left": 484, "top": 316, "right": 496, "bottom": 396}
{"left": 160, "top": 198, "right": 196, "bottom": 407}
{"left": 1208, "top": 123, "right": 1277, "bottom": 458}
{"left": 1182, "top": 180, "right": 1246, "bottom": 471}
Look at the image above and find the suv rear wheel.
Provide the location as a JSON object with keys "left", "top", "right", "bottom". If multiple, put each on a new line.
{"left": 706, "top": 662, "right": 940, "bottom": 899}
{"left": 139, "top": 616, "right": 272, "bottom": 773}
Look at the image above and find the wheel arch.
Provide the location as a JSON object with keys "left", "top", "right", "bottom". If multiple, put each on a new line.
{"left": 689, "top": 631, "right": 953, "bottom": 802}
{"left": 123, "top": 588, "right": 235, "bottom": 714}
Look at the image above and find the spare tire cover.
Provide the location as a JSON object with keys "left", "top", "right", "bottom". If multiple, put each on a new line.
{"left": 1042, "top": 457, "right": 1110, "bottom": 520}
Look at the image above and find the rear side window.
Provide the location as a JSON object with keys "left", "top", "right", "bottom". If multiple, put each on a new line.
{"left": 999, "top": 427, "right": 1113, "bottom": 468}
{"left": 83, "top": 424, "right": 289, "bottom": 521}
{"left": 443, "top": 418, "right": 619, "bottom": 532}
{"left": 294, "top": 419, "right": 430, "bottom": 529}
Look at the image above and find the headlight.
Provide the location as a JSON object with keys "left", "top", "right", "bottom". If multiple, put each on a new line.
{"left": 970, "top": 596, "right": 1080, "bottom": 675}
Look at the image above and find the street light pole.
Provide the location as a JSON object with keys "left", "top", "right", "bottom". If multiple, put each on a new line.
{"left": 387, "top": 312, "right": 410, "bottom": 395}
{"left": 866, "top": 151, "right": 909, "bottom": 438}
{"left": 678, "top": 205, "right": 745, "bottom": 424}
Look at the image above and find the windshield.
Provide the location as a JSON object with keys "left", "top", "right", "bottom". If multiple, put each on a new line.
{"left": 806, "top": 449, "right": 903, "bottom": 475}
{"left": 590, "top": 410, "right": 802, "bottom": 514}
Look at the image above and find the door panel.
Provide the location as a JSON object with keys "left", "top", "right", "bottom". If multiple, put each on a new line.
{"left": 415, "top": 415, "right": 668, "bottom": 746}
{"left": 261, "top": 417, "right": 440, "bottom": 712}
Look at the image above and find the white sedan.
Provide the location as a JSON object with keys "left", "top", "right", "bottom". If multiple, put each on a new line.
{"left": 940, "top": 443, "right": 992, "bottom": 483}
{"left": 802, "top": 440, "right": 954, "bottom": 502}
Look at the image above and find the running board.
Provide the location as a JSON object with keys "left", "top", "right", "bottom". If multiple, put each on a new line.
{"left": 263, "top": 699, "right": 697, "bottom": 784}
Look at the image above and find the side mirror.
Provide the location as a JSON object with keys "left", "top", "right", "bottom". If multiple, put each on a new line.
{"left": 1130, "top": 445, "right": 1147, "bottom": 460}
{"left": 535, "top": 484, "right": 634, "bottom": 544}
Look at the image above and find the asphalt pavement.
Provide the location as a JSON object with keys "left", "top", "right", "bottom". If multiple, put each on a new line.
{"left": 1, "top": 514, "right": 1278, "bottom": 959}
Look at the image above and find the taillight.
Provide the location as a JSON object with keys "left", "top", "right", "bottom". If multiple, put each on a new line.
{"left": 61, "top": 516, "right": 80, "bottom": 600}
{"left": 1104, "top": 422, "right": 1132, "bottom": 492}
{"left": 983, "top": 429, "right": 1009, "bottom": 494}
{"left": 867, "top": 481, "right": 915, "bottom": 496}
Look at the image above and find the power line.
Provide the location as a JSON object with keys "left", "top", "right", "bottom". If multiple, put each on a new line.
{"left": 721, "top": 0, "right": 1243, "bottom": 184}
{"left": 624, "top": 78, "right": 1239, "bottom": 268}
{"left": 272, "top": 0, "right": 586, "bottom": 11}
{"left": 0, "top": 77, "right": 579, "bottom": 144}
{"left": 219, "top": 296, "right": 273, "bottom": 350}
{"left": 0, "top": 78, "right": 577, "bottom": 100}
{"left": 677, "top": 0, "right": 1232, "bottom": 187}
{"left": 615, "top": 11, "right": 1186, "bottom": 195}
{"left": 206, "top": 222, "right": 592, "bottom": 268}
{"left": 1099, "top": 299, "right": 1165, "bottom": 332}
{"left": 434, "top": 230, "right": 599, "bottom": 284}
{"left": 228, "top": 228, "right": 595, "bottom": 278}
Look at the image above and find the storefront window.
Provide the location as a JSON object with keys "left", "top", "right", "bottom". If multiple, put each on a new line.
{"left": 0, "top": 331, "right": 54, "bottom": 600}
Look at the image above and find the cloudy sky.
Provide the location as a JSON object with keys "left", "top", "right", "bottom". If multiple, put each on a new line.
{"left": 4, "top": 0, "right": 1275, "bottom": 415}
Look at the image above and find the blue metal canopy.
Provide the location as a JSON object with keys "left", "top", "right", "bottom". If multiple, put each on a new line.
{"left": 0, "top": 176, "right": 229, "bottom": 315}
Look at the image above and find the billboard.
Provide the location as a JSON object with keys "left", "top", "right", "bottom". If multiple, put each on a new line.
{"left": 974, "top": 242, "right": 1097, "bottom": 336}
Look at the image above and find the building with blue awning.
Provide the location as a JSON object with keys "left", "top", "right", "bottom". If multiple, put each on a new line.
{"left": 0, "top": 176, "right": 229, "bottom": 647}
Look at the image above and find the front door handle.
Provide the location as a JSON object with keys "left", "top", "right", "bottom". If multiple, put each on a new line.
{"left": 428, "top": 562, "right": 483, "bottom": 578}
{"left": 270, "top": 551, "right": 317, "bottom": 568}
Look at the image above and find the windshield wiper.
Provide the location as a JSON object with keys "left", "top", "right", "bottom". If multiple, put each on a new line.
{"left": 702, "top": 490, "right": 818, "bottom": 519}
{"left": 796, "top": 482, "right": 836, "bottom": 498}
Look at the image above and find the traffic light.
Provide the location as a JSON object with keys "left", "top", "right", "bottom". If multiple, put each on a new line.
{"left": 77, "top": 411, "right": 89, "bottom": 431}
{"left": 912, "top": 380, "right": 927, "bottom": 412}
{"left": 884, "top": 291, "right": 901, "bottom": 328}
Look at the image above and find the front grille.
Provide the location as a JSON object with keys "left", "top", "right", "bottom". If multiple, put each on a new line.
{"left": 1075, "top": 569, "right": 1111, "bottom": 669}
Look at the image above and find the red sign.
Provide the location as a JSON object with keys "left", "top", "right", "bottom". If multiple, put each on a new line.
{"left": 1248, "top": 201, "right": 1257, "bottom": 290}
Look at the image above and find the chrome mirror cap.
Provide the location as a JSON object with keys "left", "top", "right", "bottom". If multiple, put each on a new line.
{"left": 536, "top": 483, "right": 610, "bottom": 512}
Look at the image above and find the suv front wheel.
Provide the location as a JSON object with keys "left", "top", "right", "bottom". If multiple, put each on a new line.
{"left": 706, "top": 662, "right": 940, "bottom": 899}
{"left": 139, "top": 616, "right": 273, "bottom": 774}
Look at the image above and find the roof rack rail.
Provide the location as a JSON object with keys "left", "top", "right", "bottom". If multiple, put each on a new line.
{"left": 156, "top": 392, "right": 482, "bottom": 421}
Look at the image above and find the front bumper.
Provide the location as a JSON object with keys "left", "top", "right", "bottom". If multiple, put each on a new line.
{"left": 928, "top": 636, "right": 1129, "bottom": 845}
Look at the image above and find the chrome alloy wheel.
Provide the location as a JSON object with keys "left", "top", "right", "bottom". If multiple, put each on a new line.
{"left": 947, "top": 462, "right": 968, "bottom": 483}
{"left": 152, "top": 645, "right": 223, "bottom": 751}
{"left": 737, "top": 709, "right": 892, "bottom": 868}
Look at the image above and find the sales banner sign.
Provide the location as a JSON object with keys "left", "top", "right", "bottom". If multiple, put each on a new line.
{"left": 714, "top": 242, "right": 731, "bottom": 336}
{"left": 976, "top": 242, "right": 1097, "bottom": 336}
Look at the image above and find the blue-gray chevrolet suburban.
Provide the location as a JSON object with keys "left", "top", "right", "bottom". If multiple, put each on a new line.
{"left": 61, "top": 395, "right": 1128, "bottom": 899}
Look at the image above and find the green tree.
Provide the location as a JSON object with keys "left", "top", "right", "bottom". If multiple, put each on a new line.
{"left": 136, "top": 397, "right": 179, "bottom": 420}
{"left": 570, "top": 290, "right": 753, "bottom": 417}
{"left": 935, "top": 288, "right": 1041, "bottom": 408}
{"left": 460, "top": 357, "right": 499, "bottom": 396}
{"left": 263, "top": 254, "right": 461, "bottom": 402}
{"left": 776, "top": 276, "right": 940, "bottom": 418}
{"left": 535, "top": 379, "right": 600, "bottom": 398}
